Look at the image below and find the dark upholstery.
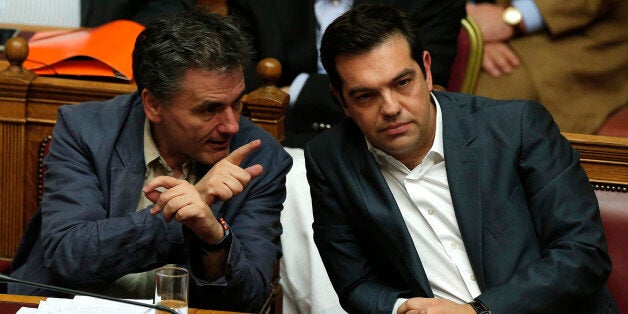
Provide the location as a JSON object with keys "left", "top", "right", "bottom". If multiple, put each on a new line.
{"left": 596, "top": 189, "right": 628, "bottom": 313}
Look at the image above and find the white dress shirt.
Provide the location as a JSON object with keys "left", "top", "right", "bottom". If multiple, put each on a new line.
{"left": 367, "top": 94, "right": 481, "bottom": 313}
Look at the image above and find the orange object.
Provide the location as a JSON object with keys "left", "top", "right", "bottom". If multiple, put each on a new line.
{"left": 24, "top": 20, "right": 144, "bottom": 81}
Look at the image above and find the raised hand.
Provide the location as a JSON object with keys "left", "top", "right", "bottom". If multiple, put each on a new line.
{"left": 143, "top": 139, "right": 264, "bottom": 243}
{"left": 195, "top": 139, "right": 264, "bottom": 206}
{"left": 144, "top": 176, "right": 224, "bottom": 242}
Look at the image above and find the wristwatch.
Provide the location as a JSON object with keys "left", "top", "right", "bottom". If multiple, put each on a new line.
{"left": 468, "top": 299, "right": 492, "bottom": 314}
{"left": 502, "top": 6, "right": 524, "bottom": 35}
{"left": 197, "top": 217, "right": 232, "bottom": 253}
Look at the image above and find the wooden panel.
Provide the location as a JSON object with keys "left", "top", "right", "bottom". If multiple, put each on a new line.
{"left": 196, "top": 0, "right": 228, "bottom": 15}
{"left": 0, "top": 67, "right": 30, "bottom": 258}
{"left": 0, "top": 123, "right": 25, "bottom": 257}
{"left": 563, "top": 132, "right": 628, "bottom": 190}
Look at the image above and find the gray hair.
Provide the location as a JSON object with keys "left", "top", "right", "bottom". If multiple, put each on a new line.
{"left": 132, "top": 10, "right": 253, "bottom": 102}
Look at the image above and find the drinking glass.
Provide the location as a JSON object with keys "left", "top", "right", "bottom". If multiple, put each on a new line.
{"left": 154, "top": 265, "right": 189, "bottom": 314}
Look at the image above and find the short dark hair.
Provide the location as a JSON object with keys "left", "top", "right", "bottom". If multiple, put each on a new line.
{"left": 132, "top": 10, "right": 252, "bottom": 102}
{"left": 320, "top": 3, "right": 425, "bottom": 93}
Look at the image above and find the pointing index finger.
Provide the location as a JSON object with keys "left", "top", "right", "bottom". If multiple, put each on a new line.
{"left": 225, "top": 139, "right": 261, "bottom": 165}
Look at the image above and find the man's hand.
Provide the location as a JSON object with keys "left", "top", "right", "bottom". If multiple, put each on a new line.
{"left": 397, "top": 297, "right": 476, "bottom": 314}
{"left": 466, "top": 3, "right": 515, "bottom": 42}
{"left": 195, "top": 139, "right": 264, "bottom": 206}
{"left": 144, "top": 176, "right": 224, "bottom": 243}
{"left": 481, "top": 42, "right": 521, "bottom": 77}
{"left": 143, "top": 139, "right": 264, "bottom": 243}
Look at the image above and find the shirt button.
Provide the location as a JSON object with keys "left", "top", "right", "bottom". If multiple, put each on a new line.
{"left": 427, "top": 208, "right": 435, "bottom": 215}
{"left": 450, "top": 242, "right": 458, "bottom": 249}
{"left": 470, "top": 274, "right": 476, "bottom": 281}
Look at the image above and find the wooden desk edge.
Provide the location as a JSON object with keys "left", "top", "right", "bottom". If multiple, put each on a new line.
{"left": 0, "top": 294, "right": 245, "bottom": 313}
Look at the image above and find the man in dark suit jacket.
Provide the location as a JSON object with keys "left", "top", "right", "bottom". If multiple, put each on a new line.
{"left": 9, "top": 11, "right": 292, "bottom": 312}
{"left": 305, "top": 4, "right": 617, "bottom": 313}
{"left": 228, "top": 0, "right": 464, "bottom": 148}
{"left": 80, "top": 0, "right": 195, "bottom": 27}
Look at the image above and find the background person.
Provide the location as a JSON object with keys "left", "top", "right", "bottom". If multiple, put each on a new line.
{"left": 467, "top": 0, "right": 628, "bottom": 134}
{"left": 0, "top": 0, "right": 195, "bottom": 28}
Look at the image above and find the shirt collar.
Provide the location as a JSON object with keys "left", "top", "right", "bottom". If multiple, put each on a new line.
{"left": 143, "top": 118, "right": 194, "bottom": 180}
{"left": 367, "top": 92, "right": 445, "bottom": 170}
{"left": 143, "top": 118, "right": 161, "bottom": 168}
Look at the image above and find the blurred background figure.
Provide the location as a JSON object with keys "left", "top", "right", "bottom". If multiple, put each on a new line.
{"left": 0, "top": 0, "right": 195, "bottom": 27}
{"left": 228, "top": 0, "right": 465, "bottom": 148}
{"left": 467, "top": 0, "right": 628, "bottom": 135}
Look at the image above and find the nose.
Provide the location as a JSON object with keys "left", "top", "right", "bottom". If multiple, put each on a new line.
{"left": 216, "top": 107, "right": 240, "bottom": 135}
{"left": 380, "top": 90, "right": 402, "bottom": 116}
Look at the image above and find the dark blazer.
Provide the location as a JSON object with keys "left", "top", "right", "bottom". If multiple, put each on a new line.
{"left": 228, "top": 0, "right": 464, "bottom": 147}
{"left": 9, "top": 93, "right": 292, "bottom": 312}
{"left": 304, "top": 91, "right": 617, "bottom": 313}
{"left": 80, "top": 0, "right": 195, "bottom": 27}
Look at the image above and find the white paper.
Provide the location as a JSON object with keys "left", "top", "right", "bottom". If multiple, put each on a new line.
{"left": 18, "top": 296, "right": 153, "bottom": 314}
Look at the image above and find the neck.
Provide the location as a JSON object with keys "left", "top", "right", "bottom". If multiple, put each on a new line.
{"left": 150, "top": 124, "right": 186, "bottom": 177}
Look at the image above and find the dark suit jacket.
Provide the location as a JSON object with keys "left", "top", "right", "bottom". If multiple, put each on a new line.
{"left": 9, "top": 93, "right": 292, "bottom": 312}
{"left": 80, "top": 0, "right": 195, "bottom": 27}
{"left": 304, "top": 91, "right": 617, "bottom": 313}
{"left": 228, "top": 0, "right": 464, "bottom": 148}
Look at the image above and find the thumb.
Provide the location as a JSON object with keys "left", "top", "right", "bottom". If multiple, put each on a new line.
{"left": 244, "top": 164, "right": 264, "bottom": 179}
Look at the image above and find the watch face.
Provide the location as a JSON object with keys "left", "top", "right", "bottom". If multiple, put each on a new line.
{"left": 503, "top": 7, "right": 523, "bottom": 25}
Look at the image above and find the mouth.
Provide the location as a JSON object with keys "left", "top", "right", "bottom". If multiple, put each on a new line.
{"left": 206, "top": 138, "right": 230, "bottom": 150}
{"left": 380, "top": 122, "right": 410, "bottom": 136}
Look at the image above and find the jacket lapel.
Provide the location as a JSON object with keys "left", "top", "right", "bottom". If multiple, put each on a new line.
{"left": 440, "top": 94, "right": 486, "bottom": 290}
{"left": 109, "top": 101, "right": 147, "bottom": 217}
{"left": 345, "top": 126, "right": 433, "bottom": 296}
{"left": 344, "top": 92, "right": 488, "bottom": 293}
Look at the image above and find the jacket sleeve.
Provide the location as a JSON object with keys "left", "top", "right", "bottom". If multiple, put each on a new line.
{"left": 189, "top": 140, "right": 293, "bottom": 312}
{"left": 476, "top": 102, "right": 612, "bottom": 313}
{"left": 41, "top": 106, "right": 185, "bottom": 284}
{"left": 305, "top": 146, "right": 413, "bottom": 314}
{"left": 535, "top": 0, "right": 621, "bottom": 35}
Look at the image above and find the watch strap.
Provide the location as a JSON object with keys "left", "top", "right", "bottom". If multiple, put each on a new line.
{"left": 469, "top": 299, "right": 491, "bottom": 314}
{"left": 197, "top": 217, "right": 232, "bottom": 253}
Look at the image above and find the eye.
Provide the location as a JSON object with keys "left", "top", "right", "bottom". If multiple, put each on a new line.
{"left": 232, "top": 99, "right": 243, "bottom": 111}
{"left": 354, "top": 92, "right": 373, "bottom": 103}
{"left": 397, "top": 78, "right": 411, "bottom": 88}
{"left": 205, "top": 104, "right": 219, "bottom": 114}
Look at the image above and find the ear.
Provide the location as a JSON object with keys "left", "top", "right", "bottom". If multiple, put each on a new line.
{"left": 329, "top": 83, "right": 351, "bottom": 117}
{"left": 422, "top": 51, "right": 434, "bottom": 92}
{"left": 142, "top": 89, "right": 161, "bottom": 122}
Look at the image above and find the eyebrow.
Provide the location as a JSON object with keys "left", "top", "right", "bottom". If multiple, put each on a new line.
{"left": 347, "top": 68, "right": 417, "bottom": 98}
{"left": 193, "top": 88, "right": 246, "bottom": 113}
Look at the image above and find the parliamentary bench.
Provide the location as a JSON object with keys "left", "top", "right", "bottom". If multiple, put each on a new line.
{"left": 1, "top": 21, "right": 627, "bottom": 312}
